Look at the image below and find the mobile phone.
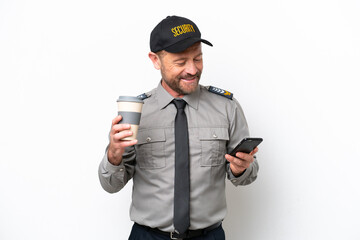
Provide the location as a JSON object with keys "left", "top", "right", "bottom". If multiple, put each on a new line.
{"left": 229, "top": 138, "right": 263, "bottom": 156}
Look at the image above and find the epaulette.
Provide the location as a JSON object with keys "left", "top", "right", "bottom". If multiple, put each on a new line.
{"left": 137, "top": 92, "right": 152, "bottom": 100}
{"left": 207, "top": 86, "right": 233, "bottom": 100}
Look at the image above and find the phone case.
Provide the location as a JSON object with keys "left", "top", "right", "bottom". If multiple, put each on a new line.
{"left": 229, "top": 138, "right": 263, "bottom": 156}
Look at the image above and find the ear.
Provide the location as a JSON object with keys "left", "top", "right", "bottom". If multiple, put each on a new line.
{"left": 148, "top": 52, "right": 161, "bottom": 70}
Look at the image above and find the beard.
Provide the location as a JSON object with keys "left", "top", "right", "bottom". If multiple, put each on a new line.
{"left": 161, "top": 72, "right": 202, "bottom": 96}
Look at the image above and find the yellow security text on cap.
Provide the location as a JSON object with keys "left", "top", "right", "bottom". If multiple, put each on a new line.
{"left": 171, "top": 24, "right": 195, "bottom": 37}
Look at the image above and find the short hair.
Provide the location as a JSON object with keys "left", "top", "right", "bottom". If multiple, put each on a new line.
{"left": 155, "top": 50, "right": 167, "bottom": 60}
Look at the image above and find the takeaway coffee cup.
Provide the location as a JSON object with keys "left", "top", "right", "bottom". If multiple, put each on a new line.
{"left": 117, "top": 96, "right": 144, "bottom": 140}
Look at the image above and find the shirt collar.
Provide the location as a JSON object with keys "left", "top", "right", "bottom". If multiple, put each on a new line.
{"left": 156, "top": 81, "right": 200, "bottom": 110}
{"left": 183, "top": 85, "right": 200, "bottom": 110}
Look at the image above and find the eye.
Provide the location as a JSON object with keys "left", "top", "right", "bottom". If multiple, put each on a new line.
{"left": 175, "top": 61, "right": 186, "bottom": 66}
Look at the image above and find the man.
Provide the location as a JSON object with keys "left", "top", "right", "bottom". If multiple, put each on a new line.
{"left": 99, "top": 15, "right": 259, "bottom": 240}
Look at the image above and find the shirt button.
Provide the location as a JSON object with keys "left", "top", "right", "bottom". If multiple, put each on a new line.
{"left": 232, "top": 179, "right": 237, "bottom": 183}
{"left": 213, "top": 134, "right": 217, "bottom": 138}
{"left": 146, "top": 137, "right": 152, "bottom": 142}
{"left": 119, "top": 168, "right": 124, "bottom": 172}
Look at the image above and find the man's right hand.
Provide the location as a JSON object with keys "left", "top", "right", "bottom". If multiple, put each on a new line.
{"left": 107, "top": 115, "right": 138, "bottom": 166}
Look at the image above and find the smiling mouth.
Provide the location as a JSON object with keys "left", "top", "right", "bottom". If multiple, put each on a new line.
{"left": 180, "top": 76, "right": 198, "bottom": 82}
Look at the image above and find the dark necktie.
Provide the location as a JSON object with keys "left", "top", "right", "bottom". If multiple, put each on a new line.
{"left": 172, "top": 99, "right": 190, "bottom": 234}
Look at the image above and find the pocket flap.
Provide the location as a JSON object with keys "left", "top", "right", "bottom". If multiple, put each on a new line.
{"left": 137, "top": 129, "right": 166, "bottom": 144}
{"left": 199, "top": 127, "right": 229, "bottom": 141}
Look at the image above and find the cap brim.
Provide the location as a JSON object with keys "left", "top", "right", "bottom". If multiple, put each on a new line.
{"left": 164, "top": 37, "right": 213, "bottom": 53}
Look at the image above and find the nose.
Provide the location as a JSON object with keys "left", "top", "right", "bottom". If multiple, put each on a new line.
{"left": 184, "top": 61, "right": 198, "bottom": 76}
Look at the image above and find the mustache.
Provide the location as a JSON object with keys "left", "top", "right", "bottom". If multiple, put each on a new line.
{"left": 179, "top": 72, "right": 201, "bottom": 80}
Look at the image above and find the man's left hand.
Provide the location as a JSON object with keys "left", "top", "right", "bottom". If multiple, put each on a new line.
{"left": 225, "top": 147, "right": 258, "bottom": 177}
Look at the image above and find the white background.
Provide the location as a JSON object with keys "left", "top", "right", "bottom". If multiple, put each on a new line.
{"left": 1, "top": 0, "right": 359, "bottom": 239}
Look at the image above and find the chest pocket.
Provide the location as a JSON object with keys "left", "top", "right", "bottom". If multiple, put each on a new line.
{"left": 199, "top": 127, "right": 229, "bottom": 166}
{"left": 135, "top": 129, "right": 166, "bottom": 169}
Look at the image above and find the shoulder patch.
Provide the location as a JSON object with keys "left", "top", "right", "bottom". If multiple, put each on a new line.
{"left": 207, "top": 86, "right": 233, "bottom": 100}
{"left": 137, "top": 92, "right": 152, "bottom": 100}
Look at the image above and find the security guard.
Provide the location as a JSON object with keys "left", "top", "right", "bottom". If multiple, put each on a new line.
{"left": 98, "top": 15, "right": 259, "bottom": 240}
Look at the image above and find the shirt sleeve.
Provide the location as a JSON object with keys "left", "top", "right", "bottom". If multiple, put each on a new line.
{"left": 98, "top": 145, "right": 136, "bottom": 193}
{"left": 226, "top": 157, "right": 259, "bottom": 186}
{"left": 226, "top": 98, "right": 259, "bottom": 186}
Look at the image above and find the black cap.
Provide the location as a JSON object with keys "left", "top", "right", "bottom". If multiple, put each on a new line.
{"left": 150, "top": 15, "right": 213, "bottom": 53}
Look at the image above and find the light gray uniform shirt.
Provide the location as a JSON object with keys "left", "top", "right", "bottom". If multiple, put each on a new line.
{"left": 98, "top": 82, "right": 259, "bottom": 232}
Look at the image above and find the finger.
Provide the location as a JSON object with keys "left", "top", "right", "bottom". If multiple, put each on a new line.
{"left": 225, "top": 154, "right": 247, "bottom": 173}
{"left": 225, "top": 154, "right": 235, "bottom": 163}
{"left": 235, "top": 152, "right": 254, "bottom": 163}
{"left": 113, "top": 130, "right": 133, "bottom": 141}
{"left": 250, "top": 147, "right": 259, "bottom": 156}
{"left": 112, "top": 115, "right": 122, "bottom": 126}
{"left": 112, "top": 123, "right": 131, "bottom": 134}
{"left": 225, "top": 154, "right": 243, "bottom": 167}
{"left": 118, "top": 139, "right": 138, "bottom": 148}
{"left": 235, "top": 151, "right": 253, "bottom": 161}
